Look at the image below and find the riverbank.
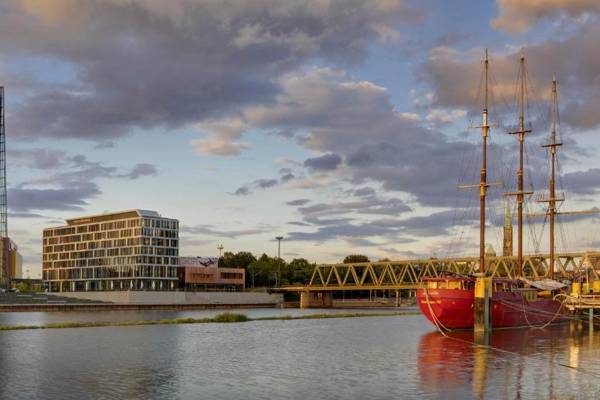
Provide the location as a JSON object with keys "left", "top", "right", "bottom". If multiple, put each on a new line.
{"left": 0, "top": 310, "right": 420, "bottom": 331}
{"left": 0, "top": 302, "right": 281, "bottom": 312}
{"left": 0, "top": 290, "right": 284, "bottom": 311}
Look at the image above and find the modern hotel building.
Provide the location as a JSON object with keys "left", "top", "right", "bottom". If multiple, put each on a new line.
{"left": 42, "top": 210, "right": 179, "bottom": 292}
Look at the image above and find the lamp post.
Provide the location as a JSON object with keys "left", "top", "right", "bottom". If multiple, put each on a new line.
{"left": 217, "top": 244, "right": 224, "bottom": 258}
{"left": 275, "top": 236, "right": 283, "bottom": 287}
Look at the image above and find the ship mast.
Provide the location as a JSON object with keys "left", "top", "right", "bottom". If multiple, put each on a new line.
{"left": 508, "top": 49, "right": 532, "bottom": 278}
{"left": 546, "top": 76, "right": 561, "bottom": 279}
{"left": 479, "top": 50, "right": 490, "bottom": 274}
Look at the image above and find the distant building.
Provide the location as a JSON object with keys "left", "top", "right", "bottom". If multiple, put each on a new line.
{"left": 0, "top": 238, "right": 22, "bottom": 281}
{"left": 179, "top": 256, "right": 245, "bottom": 291}
{"left": 42, "top": 210, "right": 179, "bottom": 292}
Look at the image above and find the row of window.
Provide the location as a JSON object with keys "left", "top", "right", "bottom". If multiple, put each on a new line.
{"left": 44, "top": 255, "right": 179, "bottom": 269}
{"left": 43, "top": 218, "right": 179, "bottom": 238}
{"left": 44, "top": 246, "right": 178, "bottom": 260}
{"left": 44, "top": 239, "right": 178, "bottom": 254}
{"left": 44, "top": 265, "right": 179, "bottom": 280}
{"left": 44, "top": 228, "right": 178, "bottom": 245}
{"left": 47, "top": 279, "right": 178, "bottom": 292}
{"left": 220, "top": 272, "right": 244, "bottom": 280}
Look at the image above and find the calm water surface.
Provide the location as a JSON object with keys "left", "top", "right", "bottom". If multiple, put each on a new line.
{"left": 0, "top": 310, "right": 599, "bottom": 399}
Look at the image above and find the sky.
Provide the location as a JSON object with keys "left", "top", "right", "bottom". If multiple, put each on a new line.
{"left": 2, "top": 0, "right": 600, "bottom": 277}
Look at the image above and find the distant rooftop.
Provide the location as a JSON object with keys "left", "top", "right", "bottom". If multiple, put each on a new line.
{"left": 65, "top": 209, "right": 165, "bottom": 226}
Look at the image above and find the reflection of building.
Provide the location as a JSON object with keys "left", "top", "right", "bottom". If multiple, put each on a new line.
{"left": 42, "top": 210, "right": 179, "bottom": 292}
{"left": 0, "top": 238, "right": 22, "bottom": 280}
{"left": 178, "top": 257, "right": 245, "bottom": 291}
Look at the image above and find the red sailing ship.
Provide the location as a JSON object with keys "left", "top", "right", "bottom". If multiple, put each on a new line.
{"left": 417, "top": 49, "right": 571, "bottom": 330}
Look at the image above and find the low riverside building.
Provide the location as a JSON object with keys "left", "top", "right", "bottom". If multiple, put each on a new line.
{"left": 178, "top": 257, "right": 245, "bottom": 291}
{"left": 42, "top": 210, "right": 179, "bottom": 292}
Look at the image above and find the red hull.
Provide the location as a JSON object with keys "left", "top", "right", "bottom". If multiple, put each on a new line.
{"left": 417, "top": 287, "right": 567, "bottom": 330}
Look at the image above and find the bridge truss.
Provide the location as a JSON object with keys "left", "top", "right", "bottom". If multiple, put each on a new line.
{"left": 282, "top": 251, "right": 600, "bottom": 292}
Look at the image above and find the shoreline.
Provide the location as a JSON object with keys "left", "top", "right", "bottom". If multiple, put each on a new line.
{"left": 0, "top": 311, "right": 421, "bottom": 331}
{"left": 0, "top": 302, "right": 282, "bottom": 312}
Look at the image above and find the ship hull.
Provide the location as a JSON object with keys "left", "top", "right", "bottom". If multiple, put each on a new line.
{"left": 417, "top": 287, "right": 567, "bottom": 330}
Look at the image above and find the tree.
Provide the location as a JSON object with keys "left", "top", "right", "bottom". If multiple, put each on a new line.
{"left": 287, "top": 258, "right": 315, "bottom": 285}
{"left": 231, "top": 251, "right": 256, "bottom": 269}
{"left": 218, "top": 251, "right": 236, "bottom": 268}
{"left": 247, "top": 254, "right": 279, "bottom": 288}
{"left": 343, "top": 254, "right": 370, "bottom": 263}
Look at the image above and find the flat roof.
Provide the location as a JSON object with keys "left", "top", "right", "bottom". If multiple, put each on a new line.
{"left": 64, "top": 209, "right": 166, "bottom": 226}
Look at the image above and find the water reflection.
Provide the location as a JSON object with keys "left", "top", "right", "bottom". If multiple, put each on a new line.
{"left": 417, "top": 322, "right": 600, "bottom": 399}
{"left": 0, "top": 315, "right": 599, "bottom": 399}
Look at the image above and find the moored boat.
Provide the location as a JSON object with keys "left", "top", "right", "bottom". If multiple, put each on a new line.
{"left": 417, "top": 49, "right": 578, "bottom": 331}
{"left": 417, "top": 277, "right": 567, "bottom": 330}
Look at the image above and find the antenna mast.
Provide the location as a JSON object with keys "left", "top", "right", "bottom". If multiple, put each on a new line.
{"left": 0, "top": 87, "right": 7, "bottom": 287}
{"left": 0, "top": 87, "right": 6, "bottom": 239}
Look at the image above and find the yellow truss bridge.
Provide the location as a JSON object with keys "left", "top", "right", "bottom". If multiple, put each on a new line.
{"left": 280, "top": 252, "right": 600, "bottom": 307}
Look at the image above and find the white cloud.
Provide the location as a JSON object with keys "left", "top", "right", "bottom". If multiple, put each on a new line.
{"left": 492, "top": 0, "right": 600, "bottom": 33}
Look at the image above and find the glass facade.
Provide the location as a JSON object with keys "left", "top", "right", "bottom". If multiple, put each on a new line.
{"left": 42, "top": 210, "right": 179, "bottom": 292}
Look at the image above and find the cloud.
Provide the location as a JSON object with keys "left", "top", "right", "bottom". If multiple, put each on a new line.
{"left": 0, "top": 0, "right": 418, "bottom": 144}
{"left": 255, "top": 179, "right": 279, "bottom": 189}
{"left": 9, "top": 148, "right": 67, "bottom": 169}
{"left": 9, "top": 154, "right": 159, "bottom": 212}
{"left": 192, "top": 119, "right": 249, "bottom": 156}
{"left": 233, "top": 168, "right": 297, "bottom": 195}
{"left": 304, "top": 153, "right": 342, "bottom": 171}
{"left": 491, "top": 0, "right": 600, "bottom": 33}
{"left": 298, "top": 196, "right": 412, "bottom": 225}
{"left": 422, "top": 26, "right": 600, "bottom": 131}
{"left": 286, "top": 199, "right": 311, "bottom": 206}
{"left": 352, "top": 187, "right": 377, "bottom": 197}
{"left": 117, "top": 163, "right": 158, "bottom": 179}
{"left": 181, "top": 223, "right": 272, "bottom": 239}
{"left": 425, "top": 108, "right": 467, "bottom": 126}
{"left": 560, "top": 168, "right": 600, "bottom": 196}
{"left": 213, "top": 68, "right": 476, "bottom": 207}
{"left": 233, "top": 186, "right": 250, "bottom": 196}
{"left": 9, "top": 184, "right": 100, "bottom": 212}
{"left": 8, "top": 212, "right": 48, "bottom": 219}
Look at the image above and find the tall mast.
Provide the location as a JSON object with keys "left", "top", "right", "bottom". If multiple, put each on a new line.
{"left": 508, "top": 49, "right": 532, "bottom": 278}
{"left": 545, "top": 76, "right": 561, "bottom": 279}
{"left": 479, "top": 49, "right": 490, "bottom": 274}
{"left": 517, "top": 49, "right": 525, "bottom": 277}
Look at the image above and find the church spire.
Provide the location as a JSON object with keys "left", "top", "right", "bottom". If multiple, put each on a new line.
{"left": 504, "top": 199, "right": 512, "bottom": 228}
{"left": 503, "top": 199, "right": 514, "bottom": 257}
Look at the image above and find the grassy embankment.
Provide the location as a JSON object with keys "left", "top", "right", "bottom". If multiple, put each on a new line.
{"left": 0, "top": 311, "right": 420, "bottom": 331}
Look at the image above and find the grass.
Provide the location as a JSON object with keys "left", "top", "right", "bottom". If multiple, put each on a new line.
{"left": 0, "top": 311, "right": 420, "bottom": 331}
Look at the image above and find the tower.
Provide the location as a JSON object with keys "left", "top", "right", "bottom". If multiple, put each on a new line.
{"left": 0, "top": 87, "right": 7, "bottom": 285}
{"left": 503, "top": 200, "right": 513, "bottom": 257}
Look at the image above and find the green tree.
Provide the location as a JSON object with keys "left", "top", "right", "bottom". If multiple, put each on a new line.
{"left": 231, "top": 251, "right": 256, "bottom": 268}
{"left": 286, "top": 258, "right": 315, "bottom": 285}
{"left": 247, "top": 253, "right": 279, "bottom": 288}
{"left": 218, "top": 251, "right": 236, "bottom": 268}
{"left": 343, "top": 254, "right": 370, "bottom": 263}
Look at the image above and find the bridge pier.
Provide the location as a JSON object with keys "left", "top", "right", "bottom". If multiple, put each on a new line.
{"left": 300, "top": 291, "right": 333, "bottom": 308}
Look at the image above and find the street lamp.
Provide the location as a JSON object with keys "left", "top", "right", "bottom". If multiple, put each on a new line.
{"left": 275, "top": 236, "right": 283, "bottom": 287}
{"left": 217, "top": 244, "right": 224, "bottom": 258}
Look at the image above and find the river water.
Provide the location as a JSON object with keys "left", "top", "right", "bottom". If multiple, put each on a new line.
{"left": 0, "top": 309, "right": 598, "bottom": 399}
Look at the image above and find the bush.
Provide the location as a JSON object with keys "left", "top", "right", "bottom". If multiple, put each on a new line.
{"left": 212, "top": 313, "right": 249, "bottom": 323}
